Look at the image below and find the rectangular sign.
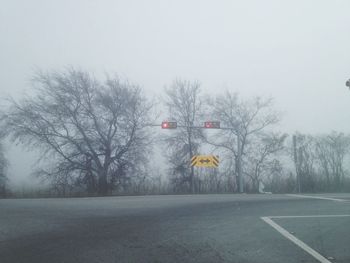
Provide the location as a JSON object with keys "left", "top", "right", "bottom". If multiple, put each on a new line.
{"left": 191, "top": 155, "right": 219, "bottom": 168}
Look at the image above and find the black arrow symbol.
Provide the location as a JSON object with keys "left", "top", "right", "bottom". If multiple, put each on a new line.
{"left": 200, "top": 159, "right": 210, "bottom": 164}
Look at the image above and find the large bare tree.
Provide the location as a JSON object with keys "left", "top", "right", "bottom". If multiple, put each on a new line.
{"left": 1, "top": 68, "right": 153, "bottom": 195}
{"left": 163, "top": 79, "right": 204, "bottom": 193}
{"left": 207, "top": 91, "right": 280, "bottom": 192}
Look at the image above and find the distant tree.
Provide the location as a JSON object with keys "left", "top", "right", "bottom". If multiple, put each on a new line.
{"left": 291, "top": 132, "right": 350, "bottom": 193}
{"left": 244, "top": 132, "right": 287, "bottom": 192}
{"left": 292, "top": 133, "right": 318, "bottom": 192}
{"left": 1, "top": 68, "right": 153, "bottom": 196}
{"left": 207, "top": 91, "right": 280, "bottom": 192}
{"left": 264, "top": 163, "right": 296, "bottom": 194}
{"left": 314, "top": 132, "right": 350, "bottom": 191}
{"left": 163, "top": 79, "right": 204, "bottom": 193}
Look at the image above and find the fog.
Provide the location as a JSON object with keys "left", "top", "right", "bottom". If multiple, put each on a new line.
{"left": 1, "top": 0, "right": 350, "bottom": 187}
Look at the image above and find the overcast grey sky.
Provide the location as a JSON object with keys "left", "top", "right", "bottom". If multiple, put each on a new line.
{"left": 1, "top": 0, "right": 350, "bottom": 185}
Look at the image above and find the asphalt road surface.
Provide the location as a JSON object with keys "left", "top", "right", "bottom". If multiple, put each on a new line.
{"left": 1, "top": 193, "right": 350, "bottom": 263}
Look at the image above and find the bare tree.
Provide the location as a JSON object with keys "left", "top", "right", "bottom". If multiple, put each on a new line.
{"left": 163, "top": 79, "right": 204, "bottom": 193}
{"left": 314, "top": 135, "right": 332, "bottom": 190}
{"left": 314, "top": 132, "right": 350, "bottom": 191}
{"left": 1, "top": 68, "right": 153, "bottom": 196}
{"left": 207, "top": 91, "right": 280, "bottom": 192}
{"left": 292, "top": 133, "right": 318, "bottom": 192}
{"left": 244, "top": 132, "right": 287, "bottom": 192}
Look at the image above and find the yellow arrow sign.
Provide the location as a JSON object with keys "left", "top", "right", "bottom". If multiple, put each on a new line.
{"left": 191, "top": 155, "right": 219, "bottom": 168}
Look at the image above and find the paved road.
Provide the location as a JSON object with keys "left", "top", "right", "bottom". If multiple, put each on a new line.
{"left": 1, "top": 194, "right": 350, "bottom": 263}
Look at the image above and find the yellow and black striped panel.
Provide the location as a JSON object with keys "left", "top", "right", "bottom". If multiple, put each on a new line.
{"left": 191, "top": 156, "right": 198, "bottom": 166}
{"left": 212, "top": 156, "right": 219, "bottom": 167}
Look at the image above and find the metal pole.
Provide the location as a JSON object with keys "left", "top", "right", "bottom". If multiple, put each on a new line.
{"left": 293, "top": 135, "right": 301, "bottom": 193}
{"left": 237, "top": 134, "right": 243, "bottom": 193}
{"left": 190, "top": 164, "right": 195, "bottom": 194}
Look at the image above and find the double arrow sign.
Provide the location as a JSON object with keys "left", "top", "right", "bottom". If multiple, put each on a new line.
{"left": 191, "top": 155, "right": 219, "bottom": 168}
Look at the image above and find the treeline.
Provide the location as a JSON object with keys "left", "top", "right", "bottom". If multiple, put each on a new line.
{"left": 291, "top": 132, "right": 350, "bottom": 192}
{"left": 0, "top": 68, "right": 350, "bottom": 197}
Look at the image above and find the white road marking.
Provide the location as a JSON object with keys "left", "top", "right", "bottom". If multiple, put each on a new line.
{"left": 261, "top": 216, "right": 332, "bottom": 263}
{"left": 270, "top": 214, "right": 350, "bottom": 219}
{"left": 286, "top": 194, "right": 347, "bottom": 202}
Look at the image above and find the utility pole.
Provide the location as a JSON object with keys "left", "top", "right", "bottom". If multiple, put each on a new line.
{"left": 293, "top": 134, "right": 301, "bottom": 193}
{"left": 237, "top": 133, "right": 243, "bottom": 193}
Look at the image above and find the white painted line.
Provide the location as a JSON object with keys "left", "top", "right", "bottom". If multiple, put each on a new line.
{"left": 261, "top": 216, "right": 332, "bottom": 263}
{"left": 286, "top": 194, "right": 347, "bottom": 202}
{"left": 270, "top": 214, "right": 350, "bottom": 219}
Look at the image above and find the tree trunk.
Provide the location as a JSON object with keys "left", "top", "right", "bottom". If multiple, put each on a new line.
{"left": 98, "top": 169, "right": 108, "bottom": 195}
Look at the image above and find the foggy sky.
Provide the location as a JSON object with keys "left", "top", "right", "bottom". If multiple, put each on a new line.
{"left": 1, "top": 0, "right": 350, "bottom": 186}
